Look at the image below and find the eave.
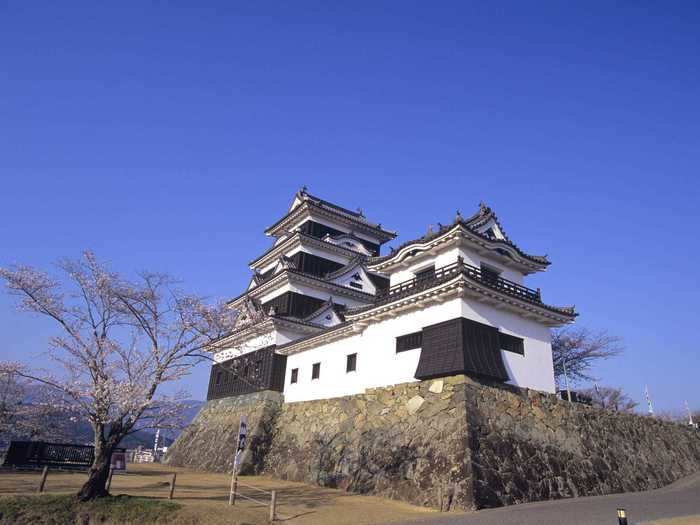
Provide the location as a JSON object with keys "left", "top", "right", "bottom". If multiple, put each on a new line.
{"left": 227, "top": 268, "right": 377, "bottom": 308}
{"left": 213, "top": 315, "right": 325, "bottom": 351}
{"left": 277, "top": 273, "right": 575, "bottom": 356}
{"left": 264, "top": 201, "right": 396, "bottom": 243}
{"left": 249, "top": 232, "right": 366, "bottom": 271}
{"left": 276, "top": 322, "right": 356, "bottom": 356}
{"left": 346, "top": 273, "right": 575, "bottom": 326}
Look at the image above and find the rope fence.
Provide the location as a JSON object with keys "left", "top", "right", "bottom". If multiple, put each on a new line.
{"left": 230, "top": 476, "right": 277, "bottom": 522}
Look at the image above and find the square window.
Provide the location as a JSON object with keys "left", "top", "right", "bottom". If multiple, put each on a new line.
{"left": 312, "top": 362, "right": 320, "bottom": 380}
{"left": 291, "top": 368, "right": 299, "bottom": 384}
{"left": 346, "top": 353, "right": 357, "bottom": 373}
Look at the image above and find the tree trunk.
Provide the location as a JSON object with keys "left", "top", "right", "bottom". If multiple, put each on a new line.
{"left": 77, "top": 426, "right": 113, "bottom": 501}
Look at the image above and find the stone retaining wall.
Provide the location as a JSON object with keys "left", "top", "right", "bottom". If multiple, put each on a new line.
{"left": 466, "top": 380, "right": 700, "bottom": 507}
{"left": 264, "top": 375, "right": 471, "bottom": 509}
{"left": 165, "top": 376, "right": 700, "bottom": 510}
{"left": 165, "top": 390, "right": 282, "bottom": 474}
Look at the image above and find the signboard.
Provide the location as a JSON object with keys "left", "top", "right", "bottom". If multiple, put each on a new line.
{"left": 110, "top": 450, "right": 127, "bottom": 472}
{"left": 233, "top": 416, "right": 247, "bottom": 473}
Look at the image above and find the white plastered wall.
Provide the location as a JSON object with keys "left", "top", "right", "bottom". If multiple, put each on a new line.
{"left": 283, "top": 297, "right": 555, "bottom": 403}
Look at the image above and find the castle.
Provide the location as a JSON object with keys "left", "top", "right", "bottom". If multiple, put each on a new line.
{"left": 207, "top": 188, "right": 577, "bottom": 402}
{"left": 168, "top": 190, "right": 699, "bottom": 510}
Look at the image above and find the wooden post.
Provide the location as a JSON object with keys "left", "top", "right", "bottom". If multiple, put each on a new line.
{"left": 168, "top": 473, "right": 177, "bottom": 500}
{"left": 106, "top": 468, "right": 114, "bottom": 492}
{"left": 437, "top": 485, "right": 443, "bottom": 512}
{"left": 269, "top": 490, "right": 277, "bottom": 522}
{"left": 229, "top": 470, "right": 238, "bottom": 506}
{"left": 38, "top": 466, "right": 48, "bottom": 493}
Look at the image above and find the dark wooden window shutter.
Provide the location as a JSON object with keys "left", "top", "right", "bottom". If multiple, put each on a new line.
{"left": 346, "top": 353, "right": 357, "bottom": 372}
{"left": 499, "top": 333, "right": 524, "bottom": 355}
{"left": 414, "top": 317, "right": 509, "bottom": 382}
{"left": 396, "top": 331, "right": 423, "bottom": 352}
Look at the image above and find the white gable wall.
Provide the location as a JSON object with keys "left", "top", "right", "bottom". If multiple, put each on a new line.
{"left": 388, "top": 246, "right": 525, "bottom": 287}
{"left": 330, "top": 266, "right": 378, "bottom": 296}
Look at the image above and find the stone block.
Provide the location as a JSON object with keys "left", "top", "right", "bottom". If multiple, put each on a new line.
{"left": 407, "top": 395, "right": 425, "bottom": 415}
{"left": 429, "top": 380, "right": 444, "bottom": 394}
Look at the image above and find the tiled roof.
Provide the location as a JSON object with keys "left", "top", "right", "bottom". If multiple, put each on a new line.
{"left": 368, "top": 203, "right": 549, "bottom": 267}
{"left": 264, "top": 188, "right": 397, "bottom": 238}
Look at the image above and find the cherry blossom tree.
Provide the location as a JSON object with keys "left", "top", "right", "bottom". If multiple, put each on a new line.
{"left": 0, "top": 252, "right": 236, "bottom": 501}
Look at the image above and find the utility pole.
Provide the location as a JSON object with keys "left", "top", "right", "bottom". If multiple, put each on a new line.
{"left": 153, "top": 428, "right": 160, "bottom": 461}
{"left": 563, "top": 358, "right": 572, "bottom": 403}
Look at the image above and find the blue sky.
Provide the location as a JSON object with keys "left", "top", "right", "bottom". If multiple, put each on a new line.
{"left": 1, "top": 2, "right": 699, "bottom": 411}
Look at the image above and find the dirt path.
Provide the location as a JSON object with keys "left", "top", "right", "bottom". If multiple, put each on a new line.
{"left": 0, "top": 463, "right": 438, "bottom": 524}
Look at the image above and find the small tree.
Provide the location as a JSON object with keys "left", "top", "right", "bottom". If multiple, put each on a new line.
{"left": 0, "top": 252, "right": 235, "bottom": 501}
{"left": 0, "top": 370, "right": 75, "bottom": 447}
{"left": 551, "top": 327, "right": 623, "bottom": 388}
{"left": 579, "top": 386, "right": 638, "bottom": 413}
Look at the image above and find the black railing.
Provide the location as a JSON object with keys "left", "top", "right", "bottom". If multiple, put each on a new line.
{"left": 460, "top": 259, "right": 542, "bottom": 303}
{"left": 373, "top": 258, "right": 542, "bottom": 307}
{"left": 2, "top": 441, "right": 126, "bottom": 470}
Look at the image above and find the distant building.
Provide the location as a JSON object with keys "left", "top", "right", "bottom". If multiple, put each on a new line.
{"left": 208, "top": 188, "right": 576, "bottom": 403}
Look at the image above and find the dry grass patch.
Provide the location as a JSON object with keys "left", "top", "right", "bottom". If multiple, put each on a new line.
{"left": 644, "top": 517, "right": 700, "bottom": 525}
{"left": 0, "top": 464, "right": 440, "bottom": 524}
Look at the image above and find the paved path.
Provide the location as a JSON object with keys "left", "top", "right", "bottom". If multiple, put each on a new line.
{"left": 393, "top": 472, "right": 700, "bottom": 525}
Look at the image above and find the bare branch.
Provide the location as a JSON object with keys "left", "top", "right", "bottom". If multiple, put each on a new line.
{"left": 551, "top": 326, "right": 623, "bottom": 387}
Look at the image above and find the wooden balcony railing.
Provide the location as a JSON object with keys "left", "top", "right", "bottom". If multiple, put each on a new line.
{"left": 374, "top": 257, "right": 542, "bottom": 306}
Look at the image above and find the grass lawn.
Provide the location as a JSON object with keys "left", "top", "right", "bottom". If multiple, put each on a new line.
{"left": 0, "top": 464, "right": 442, "bottom": 524}
{"left": 0, "top": 494, "right": 180, "bottom": 525}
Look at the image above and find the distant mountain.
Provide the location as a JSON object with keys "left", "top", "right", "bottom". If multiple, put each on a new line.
{"left": 1, "top": 388, "right": 204, "bottom": 451}
{"left": 56, "top": 399, "right": 205, "bottom": 448}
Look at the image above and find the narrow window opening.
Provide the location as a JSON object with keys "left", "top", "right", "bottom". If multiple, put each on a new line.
{"left": 291, "top": 368, "right": 299, "bottom": 384}
{"left": 312, "top": 362, "right": 321, "bottom": 380}
{"left": 346, "top": 353, "right": 357, "bottom": 373}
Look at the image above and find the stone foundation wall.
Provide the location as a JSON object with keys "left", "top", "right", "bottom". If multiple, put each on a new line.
{"left": 165, "top": 376, "right": 700, "bottom": 510}
{"left": 264, "top": 376, "right": 471, "bottom": 510}
{"left": 165, "top": 390, "right": 282, "bottom": 474}
{"left": 466, "top": 380, "right": 700, "bottom": 508}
